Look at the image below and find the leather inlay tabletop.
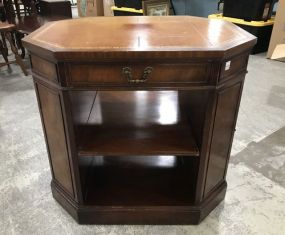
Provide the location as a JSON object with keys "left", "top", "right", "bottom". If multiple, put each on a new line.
{"left": 22, "top": 16, "right": 256, "bottom": 60}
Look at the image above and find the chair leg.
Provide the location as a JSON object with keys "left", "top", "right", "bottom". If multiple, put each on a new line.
{"left": 0, "top": 39, "right": 10, "bottom": 65}
{"left": 5, "top": 31, "right": 28, "bottom": 76}
{"left": 15, "top": 31, "right": 26, "bottom": 58}
{"left": 1, "top": 32, "right": 9, "bottom": 58}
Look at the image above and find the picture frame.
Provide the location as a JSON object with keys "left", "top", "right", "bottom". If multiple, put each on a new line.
{"left": 142, "top": 0, "right": 170, "bottom": 16}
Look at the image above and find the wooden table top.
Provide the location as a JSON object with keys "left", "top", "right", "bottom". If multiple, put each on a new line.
{"left": 6, "top": 15, "right": 70, "bottom": 34}
{"left": 22, "top": 16, "right": 256, "bottom": 61}
{"left": 0, "top": 22, "right": 15, "bottom": 31}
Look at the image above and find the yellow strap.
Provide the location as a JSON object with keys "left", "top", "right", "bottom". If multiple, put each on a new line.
{"left": 208, "top": 13, "right": 274, "bottom": 27}
{"left": 111, "top": 6, "right": 143, "bottom": 14}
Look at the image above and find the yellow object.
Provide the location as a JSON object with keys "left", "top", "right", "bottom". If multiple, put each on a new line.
{"left": 111, "top": 6, "right": 143, "bottom": 14}
{"left": 208, "top": 13, "right": 274, "bottom": 27}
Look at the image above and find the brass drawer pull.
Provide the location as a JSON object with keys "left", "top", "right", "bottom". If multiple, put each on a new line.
{"left": 142, "top": 66, "right": 153, "bottom": 81}
{"left": 122, "top": 66, "right": 153, "bottom": 83}
{"left": 122, "top": 67, "right": 133, "bottom": 82}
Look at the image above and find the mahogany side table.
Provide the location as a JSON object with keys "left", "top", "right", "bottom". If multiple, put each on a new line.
{"left": 22, "top": 16, "right": 256, "bottom": 224}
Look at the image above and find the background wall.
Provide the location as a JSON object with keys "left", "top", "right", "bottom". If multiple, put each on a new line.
{"left": 74, "top": 0, "right": 220, "bottom": 17}
{"left": 172, "top": 0, "right": 219, "bottom": 17}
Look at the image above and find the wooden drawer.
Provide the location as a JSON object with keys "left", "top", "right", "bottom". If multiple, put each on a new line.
{"left": 67, "top": 63, "right": 212, "bottom": 86}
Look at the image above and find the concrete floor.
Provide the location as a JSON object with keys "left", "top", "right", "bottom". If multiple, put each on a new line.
{"left": 1, "top": 53, "right": 285, "bottom": 234}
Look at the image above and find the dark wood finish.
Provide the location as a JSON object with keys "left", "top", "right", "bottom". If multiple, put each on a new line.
{"left": 204, "top": 82, "right": 243, "bottom": 196}
{"left": 23, "top": 16, "right": 256, "bottom": 225}
{"left": 3, "top": 0, "right": 71, "bottom": 58}
{"left": 51, "top": 179, "right": 227, "bottom": 225}
{"left": 68, "top": 62, "right": 211, "bottom": 86}
{"left": 60, "top": 90, "right": 84, "bottom": 203}
{"left": 31, "top": 54, "right": 57, "bottom": 82}
{"left": 36, "top": 83, "right": 74, "bottom": 196}
{"left": 219, "top": 53, "right": 249, "bottom": 82}
{"left": 22, "top": 16, "right": 256, "bottom": 61}
{"left": 84, "top": 156, "right": 198, "bottom": 206}
{"left": 7, "top": 15, "right": 66, "bottom": 34}
{"left": 77, "top": 124, "right": 199, "bottom": 156}
{"left": 0, "top": 32, "right": 9, "bottom": 64}
{"left": 39, "top": 0, "right": 72, "bottom": 18}
{"left": 74, "top": 91, "right": 199, "bottom": 156}
{"left": 0, "top": 22, "right": 27, "bottom": 75}
{"left": 70, "top": 91, "right": 97, "bottom": 124}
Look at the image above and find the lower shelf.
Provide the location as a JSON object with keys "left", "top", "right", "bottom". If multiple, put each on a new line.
{"left": 71, "top": 90, "right": 200, "bottom": 156}
{"left": 77, "top": 124, "right": 199, "bottom": 156}
{"left": 52, "top": 175, "right": 227, "bottom": 224}
{"left": 82, "top": 155, "right": 198, "bottom": 206}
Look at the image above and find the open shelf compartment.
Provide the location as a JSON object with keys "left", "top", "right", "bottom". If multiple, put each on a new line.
{"left": 70, "top": 90, "right": 205, "bottom": 207}
{"left": 70, "top": 90, "right": 200, "bottom": 157}
{"left": 80, "top": 155, "right": 199, "bottom": 206}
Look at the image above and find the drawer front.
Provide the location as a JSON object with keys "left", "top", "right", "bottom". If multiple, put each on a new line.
{"left": 67, "top": 63, "right": 211, "bottom": 86}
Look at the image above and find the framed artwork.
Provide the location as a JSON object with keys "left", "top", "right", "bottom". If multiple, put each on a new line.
{"left": 142, "top": 0, "right": 170, "bottom": 16}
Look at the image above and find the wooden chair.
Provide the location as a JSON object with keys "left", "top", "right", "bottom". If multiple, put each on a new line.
{"left": 0, "top": 22, "right": 27, "bottom": 75}
{"left": 3, "top": 0, "right": 70, "bottom": 57}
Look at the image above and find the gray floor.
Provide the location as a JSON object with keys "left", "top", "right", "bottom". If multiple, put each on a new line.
{"left": 1, "top": 53, "right": 285, "bottom": 235}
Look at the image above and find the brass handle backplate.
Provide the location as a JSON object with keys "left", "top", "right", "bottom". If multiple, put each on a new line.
{"left": 122, "top": 67, "right": 133, "bottom": 82}
{"left": 122, "top": 66, "right": 153, "bottom": 83}
{"left": 142, "top": 67, "right": 153, "bottom": 81}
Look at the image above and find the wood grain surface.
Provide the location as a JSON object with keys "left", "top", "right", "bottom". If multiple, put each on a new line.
{"left": 22, "top": 16, "right": 256, "bottom": 60}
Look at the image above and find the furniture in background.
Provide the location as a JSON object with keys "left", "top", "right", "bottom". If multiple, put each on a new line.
{"left": 112, "top": 0, "right": 174, "bottom": 16}
{"left": 142, "top": 0, "right": 170, "bottom": 16}
{"left": 209, "top": 13, "right": 274, "bottom": 54}
{"left": 111, "top": 0, "right": 142, "bottom": 16}
{"left": 0, "top": 1, "right": 6, "bottom": 21}
{"left": 212, "top": 0, "right": 279, "bottom": 54}
{"left": 222, "top": 0, "right": 278, "bottom": 21}
{"left": 3, "top": 0, "right": 71, "bottom": 58}
{"left": 111, "top": 6, "right": 143, "bottom": 16}
{"left": 39, "top": 0, "right": 72, "bottom": 18}
{"left": 267, "top": 0, "right": 284, "bottom": 59}
{"left": 22, "top": 16, "right": 256, "bottom": 224}
{"left": 0, "top": 22, "right": 27, "bottom": 75}
{"left": 114, "top": 0, "right": 142, "bottom": 9}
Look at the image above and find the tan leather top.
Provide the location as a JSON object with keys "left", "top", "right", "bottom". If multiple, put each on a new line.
{"left": 22, "top": 16, "right": 256, "bottom": 60}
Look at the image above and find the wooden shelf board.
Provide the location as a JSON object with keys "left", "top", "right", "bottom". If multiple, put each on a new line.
{"left": 83, "top": 156, "right": 198, "bottom": 206}
{"left": 77, "top": 124, "right": 199, "bottom": 156}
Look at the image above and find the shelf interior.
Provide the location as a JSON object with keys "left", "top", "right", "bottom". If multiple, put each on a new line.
{"left": 70, "top": 91, "right": 199, "bottom": 156}
{"left": 82, "top": 155, "right": 198, "bottom": 206}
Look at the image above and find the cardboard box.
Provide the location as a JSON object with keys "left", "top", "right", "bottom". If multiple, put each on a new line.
{"left": 77, "top": 0, "right": 104, "bottom": 17}
{"left": 267, "top": 0, "right": 285, "bottom": 61}
{"left": 271, "top": 44, "right": 285, "bottom": 61}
